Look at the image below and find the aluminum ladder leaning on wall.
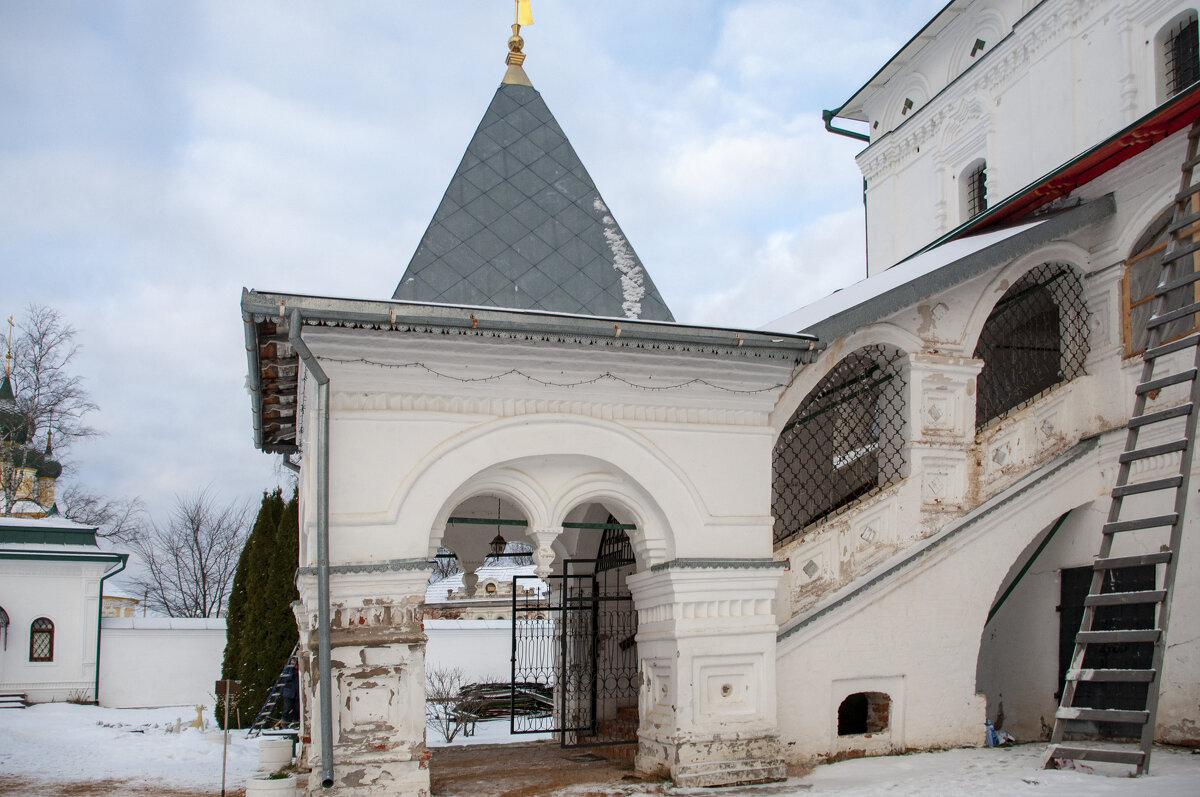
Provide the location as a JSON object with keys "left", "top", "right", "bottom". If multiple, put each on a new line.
{"left": 1043, "top": 118, "right": 1200, "bottom": 774}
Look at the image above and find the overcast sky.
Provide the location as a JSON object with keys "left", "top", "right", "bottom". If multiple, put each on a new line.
{"left": 1, "top": 1, "right": 946, "bottom": 571}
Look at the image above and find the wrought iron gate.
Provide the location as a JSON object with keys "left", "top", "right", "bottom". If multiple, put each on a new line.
{"left": 511, "top": 531, "right": 638, "bottom": 748}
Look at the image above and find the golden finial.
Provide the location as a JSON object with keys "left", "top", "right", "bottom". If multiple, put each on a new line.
{"left": 4, "top": 315, "right": 12, "bottom": 378}
{"left": 506, "top": 0, "right": 533, "bottom": 66}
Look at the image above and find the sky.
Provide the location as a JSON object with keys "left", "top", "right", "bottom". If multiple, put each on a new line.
{"left": 1, "top": 0, "right": 948, "bottom": 572}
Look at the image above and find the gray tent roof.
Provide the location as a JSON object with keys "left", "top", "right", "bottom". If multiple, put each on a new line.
{"left": 393, "top": 77, "right": 674, "bottom": 321}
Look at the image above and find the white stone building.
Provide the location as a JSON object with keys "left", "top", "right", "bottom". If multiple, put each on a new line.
{"left": 241, "top": 2, "right": 1200, "bottom": 793}
{"left": 0, "top": 516, "right": 126, "bottom": 704}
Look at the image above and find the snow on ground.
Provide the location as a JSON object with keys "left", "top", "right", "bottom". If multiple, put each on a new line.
{"left": 0, "top": 703, "right": 259, "bottom": 793}
{"left": 428, "top": 716, "right": 552, "bottom": 746}
{"left": 3, "top": 705, "right": 1200, "bottom": 796}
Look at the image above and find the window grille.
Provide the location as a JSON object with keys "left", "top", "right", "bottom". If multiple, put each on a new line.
{"left": 1166, "top": 14, "right": 1200, "bottom": 97}
{"left": 1123, "top": 207, "right": 1198, "bottom": 357}
{"left": 974, "top": 263, "right": 1089, "bottom": 430}
{"left": 966, "top": 162, "right": 988, "bottom": 218}
{"left": 29, "top": 617, "right": 53, "bottom": 662}
{"left": 773, "top": 346, "right": 907, "bottom": 547}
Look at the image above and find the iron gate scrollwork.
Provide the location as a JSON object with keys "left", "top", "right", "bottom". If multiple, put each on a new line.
{"left": 511, "top": 530, "right": 638, "bottom": 748}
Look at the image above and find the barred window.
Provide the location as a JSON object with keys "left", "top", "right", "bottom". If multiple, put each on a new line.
{"left": 1163, "top": 12, "right": 1200, "bottom": 99}
{"left": 974, "top": 262, "right": 1089, "bottom": 430}
{"left": 1123, "top": 207, "right": 1198, "bottom": 358}
{"left": 29, "top": 617, "right": 53, "bottom": 662}
{"left": 773, "top": 346, "right": 907, "bottom": 547}
{"left": 963, "top": 160, "right": 987, "bottom": 220}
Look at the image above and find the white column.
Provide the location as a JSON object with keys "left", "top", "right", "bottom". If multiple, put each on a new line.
{"left": 296, "top": 561, "right": 433, "bottom": 796}
{"left": 627, "top": 560, "right": 787, "bottom": 788}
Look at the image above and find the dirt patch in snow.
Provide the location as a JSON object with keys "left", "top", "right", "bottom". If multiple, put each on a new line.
{"left": 0, "top": 775, "right": 245, "bottom": 796}
{"left": 430, "top": 740, "right": 667, "bottom": 797}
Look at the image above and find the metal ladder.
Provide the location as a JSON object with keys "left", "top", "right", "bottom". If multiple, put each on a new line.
{"left": 1043, "top": 119, "right": 1200, "bottom": 774}
{"left": 248, "top": 644, "right": 300, "bottom": 738}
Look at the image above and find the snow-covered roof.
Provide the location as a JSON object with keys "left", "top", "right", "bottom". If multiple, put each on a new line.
{"left": 425, "top": 559, "right": 547, "bottom": 604}
{"left": 764, "top": 197, "right": 1114, "bottom": 342}
{"left": 0, "top": 515, "right": 94, "bottom": 531}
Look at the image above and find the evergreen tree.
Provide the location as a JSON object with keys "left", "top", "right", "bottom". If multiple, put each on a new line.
{"left": 218, "top": 488, "right": 284, "bottom": 728}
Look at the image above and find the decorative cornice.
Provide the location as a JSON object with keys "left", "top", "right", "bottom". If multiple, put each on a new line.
{"left": 648, "top": 558, "right": 788, "bottom": 573}
{"left": 857, "top": 0, "right": 1104, "bottom": 182}
{"left": 297, "top": 558, "right": 432, "bottom": 576}
{"left": 329, "top": 390, "right": 773, "bottom": 427}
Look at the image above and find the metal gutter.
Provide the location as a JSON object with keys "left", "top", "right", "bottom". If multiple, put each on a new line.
{"left": 288, "top": 310, "right": 334, "bottom": 790}
{"left": 243, "top": 313, "right": 264, "bottom": 451}
{"left": 0, "top": 550, "right": 128, "bottom": 563}
{"left": 778, "top": 435, "right": 1099, "bottom": 644}
{"left": 822, "top": 109, "right": 870, "bottom": 143}
{"left": 93, "top": 553, "right": 128, "bottom": 704}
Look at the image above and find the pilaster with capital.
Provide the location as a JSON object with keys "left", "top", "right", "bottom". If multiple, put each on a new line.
{"left": 626, "top": 560, "right": 788, "bottom": 788}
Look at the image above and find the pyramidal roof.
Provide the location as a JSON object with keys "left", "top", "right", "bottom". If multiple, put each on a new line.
{"left": 393, "top": 66, "right": 674, "bottom": 321}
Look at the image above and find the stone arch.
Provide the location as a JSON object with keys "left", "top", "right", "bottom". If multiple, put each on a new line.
{"left": 396, "top": 415, "right": 695, "bottom": 567}
{"left": 884, "top": 71, "right": 932, "bottom": 131}
{"left": 771, "top": 342, "right": 909, "bottom": 546}
{"left": 771, "top": 324, "right": 921, "bottom": 435}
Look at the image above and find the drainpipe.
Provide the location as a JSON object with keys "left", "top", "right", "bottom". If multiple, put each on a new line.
{"left": 288, "top": 310, "right": 334, "bottom": 790}
{"left": 281, "top": 453, "right": 300, "bottom": 474}
{"left": 93, "top": 554, "right": 128, "bottom": 704}
{"left": 822, "top": 109, "right": 870, "bottom": 143}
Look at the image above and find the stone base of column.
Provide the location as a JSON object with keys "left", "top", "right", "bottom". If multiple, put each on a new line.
{"left": 304, "top": 758, "right": 430, "bottom": 796}
{"left": 638, "top": 734, "right": 786, "bottom": 788}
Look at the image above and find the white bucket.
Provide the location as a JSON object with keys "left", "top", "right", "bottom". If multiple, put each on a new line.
{"left": 245, "top": 774, "right": 298, "bottom": 795}
{"left": 258, "top": 737, "right": 294, "bottom": 772}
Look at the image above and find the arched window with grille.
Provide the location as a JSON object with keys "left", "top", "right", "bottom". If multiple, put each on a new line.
{"left": 29, "top": 617, "right": 54, "bottom": 662}
{"left": 974, "top": 262, "right": 1089, "bottom": 430}
{"left": 1123, "top": 206, "right": 1197, "bottom": 358}
{"left": 773, "top": 345, "right": 907, "bottom": 547}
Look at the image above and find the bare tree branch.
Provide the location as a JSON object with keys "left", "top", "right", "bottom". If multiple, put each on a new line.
{"left": 128, "top": 488, "right": 250, "bottom": 618}
{"left": 58, "top": 482, "right": 145, "bottom": 542}
{"left": 10, "top": 304, "right": 98, "bottom": 452}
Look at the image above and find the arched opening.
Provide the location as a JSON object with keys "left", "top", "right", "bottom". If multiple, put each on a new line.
{"left": 837, "top": 692, "right": 890, "bottom": 735}
{"left": 974, "top": 262, "right": 1088, "bottom": 430}
{"left": 773, "top": 345, "right": 907, "bottom": 546}
{"left": 512, "top": 501, "right": 639, "bottom": 756}
{"left": 1123, "top": 206, "right": 1198, "bottom": 358}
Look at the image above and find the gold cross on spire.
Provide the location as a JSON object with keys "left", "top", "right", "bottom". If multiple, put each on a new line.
{"left": 4, "top": 315, "right": 12, "bottom": 378}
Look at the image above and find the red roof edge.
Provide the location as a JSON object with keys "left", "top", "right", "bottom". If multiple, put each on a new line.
{"left": 971, "top": 85, "right": 1200, "bottom": 234}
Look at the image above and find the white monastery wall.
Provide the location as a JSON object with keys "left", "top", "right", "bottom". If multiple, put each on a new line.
{"left": 424, "top": 619, "right": 520, "bottom": 684}
{"left": 97, "top": 618, "right": 226, "bottom": 709}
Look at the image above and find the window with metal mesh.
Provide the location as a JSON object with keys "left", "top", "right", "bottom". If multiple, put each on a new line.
{"left": 1124, "top": 206, "right": 1198, "bottom": 358}
{"left": 1166, "top": 14, "right": 1200, "bottom": 97}
{"left": 29, "top": 617, "right": 53, "bottom": 662}
{"left": 974, "top": 262, "right": 1089, "bottom": 431}
{"left": 773, "top": 346, "right": 907, "bottom": 547}
{"left": 966, "top": 162, "right": 988, "bottom": 218}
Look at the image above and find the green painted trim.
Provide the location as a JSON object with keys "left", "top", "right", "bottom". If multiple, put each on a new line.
{"left": 94, "top": 554, "right": 129, "bottom": 703}
{"left": 561, "top": 522, "right": 636, "bottom": 530}
{"left": 0, "top": 526, "right": 98, "bottom": 546}
{"left": 447, "top": 517, "right": 528, "bottom": 527}
{"left": 0, "top": 551, "right": 125, "bottom": 563}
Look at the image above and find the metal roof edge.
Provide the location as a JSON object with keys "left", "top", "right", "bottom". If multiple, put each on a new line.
{"left": 241, "top": 290, "right": 822, "bottom": 355}
{"left": 776, "top": 434, "right": 1099, "bottom": 645}
{"left": 804, "top": 194, "right": 1114, "bottom": 341}
{"left": 830, "top": 0, "right": 966, "bottom": 123}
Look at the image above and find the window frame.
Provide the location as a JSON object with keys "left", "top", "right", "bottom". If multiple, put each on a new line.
{"left": 29, "top": 617, "right": 54, "bottom": 663}
{"left": 1121, "top": 208, "right": 1200, "bottom": 358}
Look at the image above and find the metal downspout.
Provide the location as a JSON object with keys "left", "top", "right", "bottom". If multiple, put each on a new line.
{"left": 93, "top": 554, "right": 128, "bottom": 704}
{"left": 288, "top": 310, "right": 334, "bottom": 790}
{"left": 822, "top": 109, "right": 871, "bottom": 142}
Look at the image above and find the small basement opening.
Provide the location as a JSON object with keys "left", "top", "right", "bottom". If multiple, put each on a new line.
{"left": 838, "top": 691, "right": 891, "bottom": 735}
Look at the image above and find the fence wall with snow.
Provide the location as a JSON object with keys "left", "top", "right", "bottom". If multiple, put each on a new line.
{"left": 425, "top": 619, "right": 513, "bottom": 684}
{"left": 99, "top": 617, "right": 226, "bottom": 709}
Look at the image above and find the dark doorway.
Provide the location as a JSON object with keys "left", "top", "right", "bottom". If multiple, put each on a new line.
{"left": 1058, "top": 565, "right": 1155, "bottom": 738}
